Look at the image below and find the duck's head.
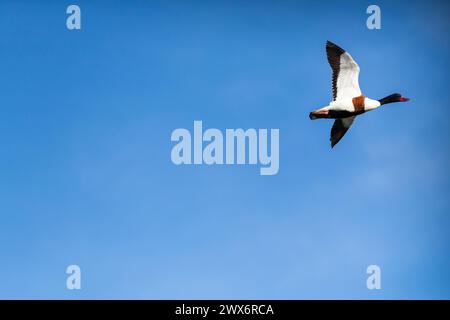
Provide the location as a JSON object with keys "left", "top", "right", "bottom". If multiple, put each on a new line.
{"left": 378, "top": 93, "right": 410, "bottom": 105}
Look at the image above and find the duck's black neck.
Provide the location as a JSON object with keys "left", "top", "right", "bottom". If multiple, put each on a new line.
{"left": 378, "top": 93, "right": 402, "bottom": 105}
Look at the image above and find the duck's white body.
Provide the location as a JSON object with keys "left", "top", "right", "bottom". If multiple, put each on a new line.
{"left": 321, "top": 97, "right": 381, "bottom": 113}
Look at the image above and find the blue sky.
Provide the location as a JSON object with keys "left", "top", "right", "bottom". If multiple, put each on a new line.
{"left": 0, "top": 0, "right": 449, "bottom": 299}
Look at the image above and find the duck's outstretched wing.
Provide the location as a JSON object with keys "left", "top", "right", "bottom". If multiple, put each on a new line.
{"left": 330, "top": 116, "right": 355, "bottom": 148}
{"left": 326, "top": 41, "right": 361, "bottom": 101}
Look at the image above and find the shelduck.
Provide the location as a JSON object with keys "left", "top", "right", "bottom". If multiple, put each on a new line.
{"left": 309, "top": 41, "right": 409, "bottom": 148}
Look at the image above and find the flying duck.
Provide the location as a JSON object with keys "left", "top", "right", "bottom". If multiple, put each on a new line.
{"left": 309, "top": 41, "right": 409, "bottom": 148}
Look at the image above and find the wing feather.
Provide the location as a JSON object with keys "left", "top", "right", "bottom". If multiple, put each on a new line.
{"left": 326, "top": 41, "right": 361, "bottom": 100}
{"left": 330, "top": 116, "right": 355, "bottom": 148}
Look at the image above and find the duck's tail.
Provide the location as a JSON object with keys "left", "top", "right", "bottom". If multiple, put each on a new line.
{"left": 309, "top": 107, "right": 330, "bottom": 120}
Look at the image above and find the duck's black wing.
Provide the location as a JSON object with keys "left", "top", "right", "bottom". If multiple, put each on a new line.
{"left": 330, "top": 116, "right": 355, "bottom": 148}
